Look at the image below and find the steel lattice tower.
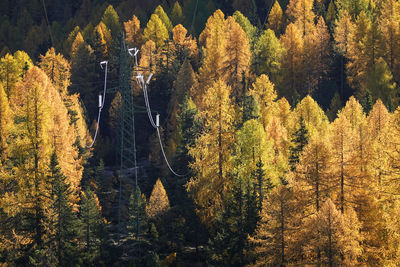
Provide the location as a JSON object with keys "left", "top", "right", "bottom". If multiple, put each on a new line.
{"left": 117, "top": 36, "right": 140, "bottom": 240}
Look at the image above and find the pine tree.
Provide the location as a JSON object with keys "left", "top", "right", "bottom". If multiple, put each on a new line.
{"left": 289, "top": 117, "right": 309, "bottom": 171}
{"left": 187, "top": 79, "right": 235, "bottom": 224}
{"left": 171, "top": 1, "right": 184, "bottom": 26}
{"left": 101, "top": 5, "right": 121, "bottom": 40}
{"left": 143, "top": 14, "right": 169, "bottom": 48}
{"left": 47, "top": 152, "right": 80, "bottom": 266}
{"left": 80, "top": 189, "right": 103, "bottom": 265}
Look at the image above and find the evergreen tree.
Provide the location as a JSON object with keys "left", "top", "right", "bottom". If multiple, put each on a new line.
{"left": 127, "top": 187, "right": 147, "bottom": 239}
{"left": 171, "top": 1, "right": 184, "bottom": 26}
{"left": 289, "top": 117, "right": 309, "bottom": 171}
{"left": 80, "top": 189, "right": 103, "bottom": 265}
{"left": 47, "top": 152, "right": 80, "bottom": 266}
{"left": 101, "top": 5, "right": 121, "bottom": 40}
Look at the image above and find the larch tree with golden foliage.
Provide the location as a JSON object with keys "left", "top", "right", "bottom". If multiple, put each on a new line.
{"left": 249, "top": 185, "right": 297, "bottom": 266}
{"left": 198, "top": 10, "right": 228, "bottom": 99}
{"left": 286, "top": 0, "right": 316, "bottom": 36}
{"left": 298, "top": 199, "right": 362, "bottom": 266}
{"left": 250, "top": 74, "right": 277, "bottom": 130}
{"left": 143, "top": 13, "right": 169, "bottom": 48}
{"left": 304, "top": 16, "right": 331, "bottom": 94}
{"left": 124, "top": 15, "right": 141, "bottom": 49}
{"left": 146, "top": 178, "right": 170, "bottom": 220}
{"left": 39, "top": 48, "right": 71, "bottom": 95}
{"left": 0, "top": 84, "right": 12, "bottom": 163}
{"left": 224, "top": 16, "right": 251, "bottom": 102}
{"left": 188, "top": 80, "right": 235, "bottom": 224}
{"left": 280, "top": 23, "right": 305, "bottom": 101}
{"left": 379, "top": 0, "right": 400, "bottom": 84}
{"left": 268, "top": 0, "right": 284, "bottom": 35}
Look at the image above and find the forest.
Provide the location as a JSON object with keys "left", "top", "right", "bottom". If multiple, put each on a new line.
{"left": 1, "top": 0, "right": 400, "bottom": 266}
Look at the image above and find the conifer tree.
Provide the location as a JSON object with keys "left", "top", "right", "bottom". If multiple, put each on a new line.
{"left": 187, "top": 79, "right": 235, "bottom": 224}
{"left": 80, "top": 189, "right": 103, "bottom": 265}
{"left": 124, "top": 15, "right": 141, "bottom": 48}
{"left": 289, "top": 117, "right": 309, "bottom": 171}
{"left": 127, "top": 187, "right": 147, "bottom": 238}
{"left": 70, "top": 32, "right": 84, "bottom": 59}
{"left": 143, "top": 14, "right": 169, "bottom": 48}
{"left": 286, "top": 0, "right": 316, "bottom": 36}
{"left": 280, "top": 23, "right": 305, "bottom": 100}
{"left": 303, "top": 16, "right": 331, "bottom": 94}
{"left": 39, "top": 48, "right": 71, "bottom": 95}
{"left": 327, "top": 91, "right": 343, "bottom": 121}
{"left": 250, "top": 74, "right": 277, "bottom": 130}
{"left": 298, "top": 199, "right": 362, "bottom": 266}
{"left": 171, "top": 1, "right": 184, "bottom": 26}
{"left": 154, "top": 5, "right": 173, "bottom": 32}
{"left": 0, "top": 52, "right": 32, "bottom": 97}
{"left": 198, "top": 10, "right": 227, "bottom": 98}
{"left": 47, "top": 152, "right": 80, "bottom": 266}
{"left": 366, "top": 58, "right": 397, "bottom": 109}
{"left": 326, "top": 0, "right": 336, "bottom": 31}
{"left": 249, "top": 185, "right": 297, "bottom": 266}
{"left": 294, "top": 134, "right": 333, "bottom": 212}
{"left": 0, "top": 84, "right": 12, "bottom": 163}
{"left": 146, "top": 178, "right": 170, "bottom": 220}
{"left": 293, "top": 95, "right": 329, "bottom": 137}
{"left": 379, "top": 0, "right": 400, "bottom": 84}
{"left": 224, "top": 16, "right": 251, "bottom": 102}
{"left": 232, "top": 11, "right": 257, "bottom": 49}
{"left": 101, "top": 5, "right": 121, "bottom": 40}
{"left": 253, "top": 29, "right": 284, "bottom": 83}
{"left": 268, "top": 1, "right": 284, "bottom": 35}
